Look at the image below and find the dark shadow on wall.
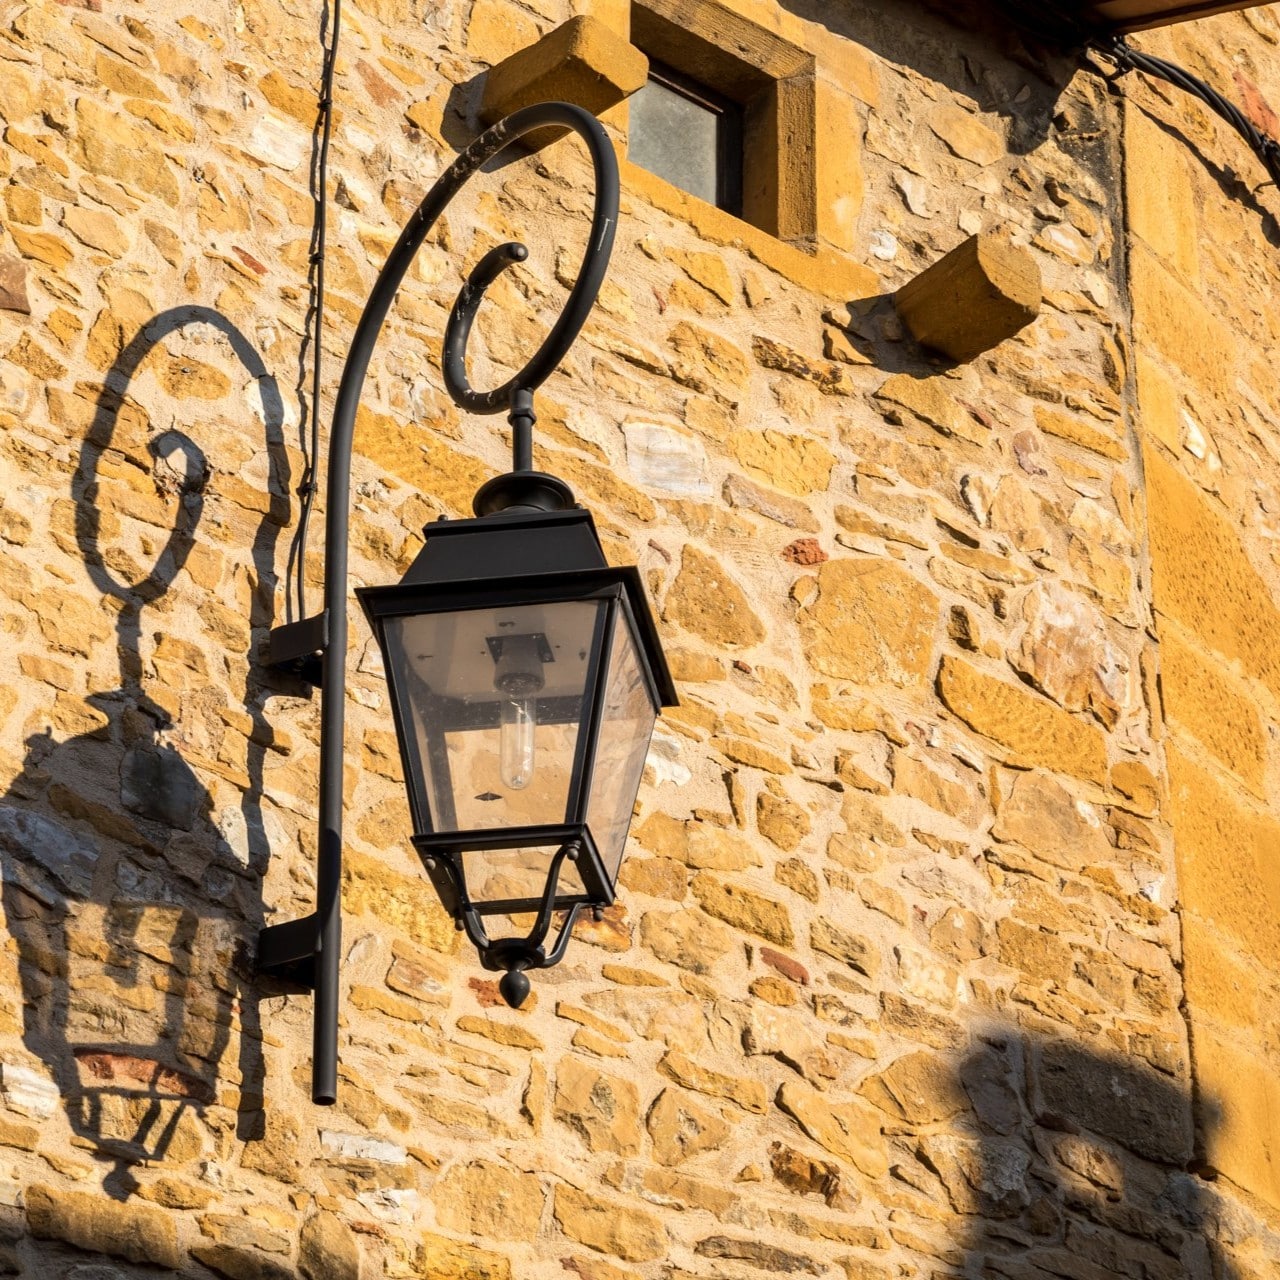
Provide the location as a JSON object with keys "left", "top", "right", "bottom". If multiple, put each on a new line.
{"left": 768, "top": 0, "right": 1123, "bottom": 381}
{"left": 1130, "top": 104, "right": 1280, "bottom": 249}
{"left": 0, "top": 308, "right": 288, "bottom": 1201}
{"left": 777, "top": 0, "right": 1087, "bottom": 155}
{"left": 923, "top": 1032, "right": 1244, "bottom": 1280}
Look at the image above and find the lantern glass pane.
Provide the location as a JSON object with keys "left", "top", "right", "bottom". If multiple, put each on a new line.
{"left": 382, "top": 599, "right": 606, "bottom": 834}
{"left": 461, "top": 844, "right": 589, "bottom": 914}
{"left": 585, "top": 613, "right": 659, "bottom": 882}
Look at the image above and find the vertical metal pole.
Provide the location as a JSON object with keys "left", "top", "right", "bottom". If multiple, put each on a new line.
{"left": 310, "top": 509, "right": 346, "bottom": 1101}
{"left": 510, "top": 387, "right": 535, "bottom": 473}
{"left": 308, "top": 253, "right": 379, "bottom": 1104}
{"left": 310, "top": 365, "right": 353, "bottom": 1107}
{"left": 305, "top": 143, "right": 478, "bottom": 1100}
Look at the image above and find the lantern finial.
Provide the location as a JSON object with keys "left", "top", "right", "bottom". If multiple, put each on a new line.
{"left": 499, "top": 969, "right": 532, "bottom": 1009}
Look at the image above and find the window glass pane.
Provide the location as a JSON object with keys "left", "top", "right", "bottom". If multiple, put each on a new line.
{"left": 629, "top": 75, "right": 722, "bottom": 207}
{"left": 382, "top": 600, "right": 605, "bottom": 834}
{"left": 585, "top": 612, "right": 659, "bottom": 882}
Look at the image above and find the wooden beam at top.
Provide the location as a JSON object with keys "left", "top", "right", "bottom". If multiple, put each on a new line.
{"left": 993, "top": 0, "right": 1271, "bottom": 36}
{"left": 1091, "top": 0, "right": 1270, "bottom": 32}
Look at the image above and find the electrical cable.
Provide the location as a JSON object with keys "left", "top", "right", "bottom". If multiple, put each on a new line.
{"left": 1089, "top": 34, "right": 1280, "bottom": 191}
{"left": 288, "top": 0, "right": 342, "bottom": 623}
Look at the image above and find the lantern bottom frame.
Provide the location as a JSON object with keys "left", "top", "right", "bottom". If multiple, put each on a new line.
{"left": 412, "top": 825, "right": 612, "bottom": 1007}
{"left": 412, "top": 823, "right": 613, "bottom": 917}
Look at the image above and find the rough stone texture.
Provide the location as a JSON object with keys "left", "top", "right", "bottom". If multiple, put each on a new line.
{"left": 1159, "top": 624, "right": 1265, "bottom": 794}
{"left": 991, "top": 770, "right": 1111, "bottom": 873}
{"left": 776, "top": 1080, "right": 888, "bottom": 1178}
{"left": 1128, "top": 54, "right": 1280, "bottom": 1217}
{"left": 1191, "top": 1025, "right": 1280, "bottom": 1207}
{"left": 647, "top": 1088, "right": 731, "bottom": 1166}
{"left": 664, "top": 545, "right": 766, "bottom": 648}
{"left": 554, "top": 1057, "right": 643, "bottom": 1155}
{"left": 343, "top": 849, "right": 457, "bottom": 952}
{"left": 0, "top": 2, "right": 1275, "bottom": 1277}
{"left": 25, "top": 1184, "right": 182, "bottom": 1268}
{"left": 432, "top": 1160, "right": 545, "bottom": 1242}
{"left": 1011, "top": 580, "right": 1129, "bottom": 729}
{"left": 1143, "top": 443, "right": 1280, "bottom": 699}
{"left": 798, "top": 559, "right": 939, "bottom": 685}
{"left": 875, "top": 372, "right": 982, "bottom": 441}
{"left": 696, "top": 1235, "right": 826, "bottom": 1274}
{"left": 553, "top": 1185, "right": 667, "bottom": 1262}
{"left": 416, "top": 1232, "right": 513, "bottom": 1280}
{"left": 811, "top": 917, "right": 880, "bottom": 978}
{"left": 937, "top": 656, "right": 1108, "bottom": 784}
{"left": 691, "top": 873, "right": 794, "bottom": 947}
{"left": 0, "top": 256, "right": 30, "bottom": 315}
{"left": 859, "top": 1051, "right": 967, "bottom": 1125}
{"left": 0, "top": 805, "right": 95, "bottom": 900}
{"left": 659, "top": 1051, "right": 768, "bottom": 1114}
{"left": 731, "top": 427, "right": 837, "bottom": 494}
{"left": 1165, "top": 743, "right": 1280, "bottom": 977}
{"left": 192, "top": 1245, "right": 295, "bottom": 1280}
{"left": 120, "top": 743, "right": 202, "bottom": 828}
{"left": 639, "top": 907, "right": 736, "bottom": 972}
{"left": 927, "top": 103, "right": 1004, "bottom": 165}
{"left": 1034, "top": 1041, "right": 1193, "bottom": 1166}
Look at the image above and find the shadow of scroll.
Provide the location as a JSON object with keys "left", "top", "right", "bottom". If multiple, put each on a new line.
{"left": 0, "top": 307, "right": 287, "bottom": 1199}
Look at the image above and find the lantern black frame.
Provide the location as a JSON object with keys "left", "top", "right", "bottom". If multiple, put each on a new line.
{"left": 366, "top": 580, "right": 658, "bottom": 907}
{"left": 255, "top": 101, "right": 676, "bottom": 1102}
{"left": 357, "top": 506, "right": 676, "bottom": 1000}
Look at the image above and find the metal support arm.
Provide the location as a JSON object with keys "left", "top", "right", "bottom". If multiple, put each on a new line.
{"left": 258, "top": 101, "right": 620, "bottom": 1104}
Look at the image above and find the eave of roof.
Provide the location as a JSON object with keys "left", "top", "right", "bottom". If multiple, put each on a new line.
{"left": 995, "top": 0, "right": 1267, "bottom": 36}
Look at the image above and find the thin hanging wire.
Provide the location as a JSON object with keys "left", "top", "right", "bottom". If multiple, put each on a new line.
{"left": 1090, "top": 35, "right": 1280, "bottom": 190}
{"left": 287, "top": 0, "right": 342, "bottom": 623}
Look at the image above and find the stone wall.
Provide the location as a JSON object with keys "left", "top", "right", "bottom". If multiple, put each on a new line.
{"left": 0, "top": 0, "right": 1277, "bottom": 1276}
{"left": 1123, "top": 4, "right": 1280, "bottom": 1219}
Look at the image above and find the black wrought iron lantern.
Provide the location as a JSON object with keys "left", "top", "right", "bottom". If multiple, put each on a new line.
{"left": 258, "top": 101, "right": 679, "bottom": 1103}
{"left": 358, "top": 504, "right": 675, "bottom": 1007}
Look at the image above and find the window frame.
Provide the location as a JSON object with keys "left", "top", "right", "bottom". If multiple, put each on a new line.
{"left": 626, "top": 0, "right": 818, "bottom": 246}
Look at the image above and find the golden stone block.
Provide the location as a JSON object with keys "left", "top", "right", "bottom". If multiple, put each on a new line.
{"left": 479, "top": 16, "right": 648, "bottom": 150}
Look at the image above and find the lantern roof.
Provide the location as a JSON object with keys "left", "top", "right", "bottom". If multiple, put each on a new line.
{"left": 400, "top": 505, "right": 608, "bottom": 586}
{"left": 364, "top": 505, "right": 678, "bottom": 709}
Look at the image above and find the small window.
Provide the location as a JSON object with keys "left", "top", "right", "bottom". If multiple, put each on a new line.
{"left": 627, "top": 0, "right": 817, "bottom": 245}
{"left": 628, "top": 62, "right": 743, "bottom": 216}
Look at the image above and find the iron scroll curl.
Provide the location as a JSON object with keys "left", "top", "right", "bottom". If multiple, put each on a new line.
{"left": 369, "top": 101, "right": 619, "bottom": 420}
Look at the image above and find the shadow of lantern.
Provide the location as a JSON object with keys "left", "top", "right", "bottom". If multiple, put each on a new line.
{"left": 0, "top": 308, "right": 287, "bottom": 1198}
{"left": 929, "top": 1031, "right": 1247, "bottom": 1280}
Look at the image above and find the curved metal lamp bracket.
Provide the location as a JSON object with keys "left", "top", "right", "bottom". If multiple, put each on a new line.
{"left": 258, "top": 103, "right": 621, "bottom": 1101}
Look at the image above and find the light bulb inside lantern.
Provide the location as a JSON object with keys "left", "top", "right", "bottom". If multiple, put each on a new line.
{"left": 492, "top": 632, "right": 546, "bottom": 791}
{"left": 499, "top": 696, "right": 537, "bottom": 790}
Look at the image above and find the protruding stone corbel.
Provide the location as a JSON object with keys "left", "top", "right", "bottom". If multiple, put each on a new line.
{"left": 894, "top": 232, "right": 1042, "bottom": 363}
{"left": 479, "top": 16, "right": 649, "bottom": 150}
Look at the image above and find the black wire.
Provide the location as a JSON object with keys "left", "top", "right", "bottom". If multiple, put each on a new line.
{"left": 288, "top": 0, "right": 342, "bottom": 623}
{"left": 1091, "top": 35, "right": 1280, "bottom": 191}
